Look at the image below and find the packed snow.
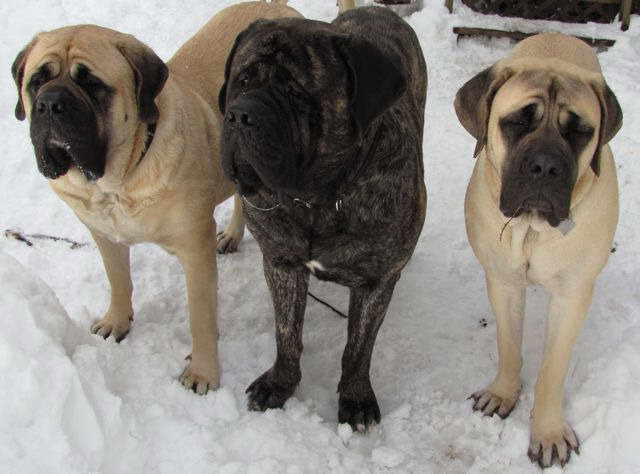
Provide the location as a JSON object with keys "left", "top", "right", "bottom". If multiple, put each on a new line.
{"left": 1, "top": 0, "right": 639, "bottom": 472}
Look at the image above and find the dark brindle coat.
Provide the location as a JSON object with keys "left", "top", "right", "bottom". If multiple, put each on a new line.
{"left": 219, "top": 6, "right": 427, "bottom": 431}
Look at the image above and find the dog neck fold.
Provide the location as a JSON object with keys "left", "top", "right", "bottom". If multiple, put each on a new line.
{"left": 135, "top": 122, "right": 156, "bottom": 168}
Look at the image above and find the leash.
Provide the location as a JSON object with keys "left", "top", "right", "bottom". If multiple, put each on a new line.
{"left": 308, "top": 291, "right": 347, "bottom": 318}
{"left": 4, "top": 229, "right": 88, "bottom": 249}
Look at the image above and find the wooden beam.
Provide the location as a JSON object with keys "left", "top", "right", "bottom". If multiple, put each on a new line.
{"left": 453, "top": 27, "right": 616, "bottom": 49}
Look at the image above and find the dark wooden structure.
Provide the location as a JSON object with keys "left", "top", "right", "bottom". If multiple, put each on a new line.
{"left": 448, "top": 0, "right": 635, "bottom": 31}
{"left": 453, "top": 26, "right": 616, "bottom": 48}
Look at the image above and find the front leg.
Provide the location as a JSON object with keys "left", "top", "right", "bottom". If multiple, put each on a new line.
{"left": 528, "top": 281, "right": 593, "bottom": 468}
{"left": 470, "top": 273, "right": 525, "bottom": 418}
{"left": 174, "top": 226, "right": 220, "bottom": 395}
{"left": 89, "top": 230, "right": 133, "bottom": 342}
{"left": 338, "top": 273, "right": 399, "bottom": 432}
{"left": 216, "top": 194, "right": 246, "bottom": 254}
{"left": 246, "top": 256, "right": 309, "bottom": 411}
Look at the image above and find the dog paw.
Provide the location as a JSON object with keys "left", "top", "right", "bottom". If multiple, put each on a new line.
{"left": 338, "top": 396, "right": 381, "bottom": 433}
{"left": 179, "top": 358, "right": 219, "bottom": 395}
{"left": 469, "top": 387, "right": 519, "bottom": 419}
{"left": 528, "top": 421, "right": 580, "bottom": 468}
{"left": 216, "top": 228, "right": 243, "bottom": 254}
{"left": 246, "top": 369, "right": 297, "bottom": 411}
{"left": 90, "top": 313, "right": 132, "bottom": 343}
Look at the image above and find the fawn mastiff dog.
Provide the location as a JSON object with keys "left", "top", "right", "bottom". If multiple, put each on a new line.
{"left": 220, "top": 6, "right": 427, "bottom": 431}
{"left": 455, "top": 33, "right": 622, "bottom": 468}
{"left": 11, "top": 1, "right": 301, "bottom": 394}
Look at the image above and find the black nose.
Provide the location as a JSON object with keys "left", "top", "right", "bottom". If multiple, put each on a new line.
{"left": 35, "top": 87, "right": 68, "bottom": 115}
{"left": 35, "top": 89, "right": 66, "bottom": 116}
{"left": 526, "top": 154, "right": 563, "bottom": 180}
{"left": 226, "top": 106, "right": 256, "bottom": 127}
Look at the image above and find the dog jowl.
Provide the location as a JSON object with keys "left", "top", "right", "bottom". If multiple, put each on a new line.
{"left": 219, "top": 6, "right": 427, "bottom": 432}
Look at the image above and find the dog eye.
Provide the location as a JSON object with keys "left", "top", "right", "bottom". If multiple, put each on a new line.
{"left": 505, "top": 118, "right": 529, "bottom": 127}
{"left": 73, "top": 65, "right": 98, "bottom": 86}
{"left": 565, "top": 112, "right": 594, "bottom": 136}
{"left": 28, "top": 69, "right": 50, "bottom": 91}
{"left": 237, "top": 74, "right": 250, "bottom": 89}
{"left": 501, "top": 116, "right": 530, "bottom": 132}
{"left": 286, "top": 81, "right": 311, "bottom": 104}
{"left": 501, "top": 104, "right": 537, "bottom": 133}
{"left": 75, "top": 65, "right": 88, "bottom": 81}
{"left": 73, "top": 65, "right": 111, "bottom": 100}
{"left": 29, "top": 76, "right": 44, "bottom": 88}
{"left": 286, "top": 82, "right": 301, "bottom": 98}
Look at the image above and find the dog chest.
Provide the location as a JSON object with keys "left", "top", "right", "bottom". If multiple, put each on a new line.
{"left": 483, "top": 220, "right": 584, "bottom": 286}
{"left": 51, "top": 178, "right": 158, "bottom": 245}
{"left": 247, "top": 203, "right": 416, "bottom": 288}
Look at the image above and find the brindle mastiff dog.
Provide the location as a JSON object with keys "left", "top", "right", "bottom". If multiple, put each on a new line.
{"left": 219, "top": 6, "right": 427, "bottom": 431}
{"left": 11, "top": 1, "right": 301, "bottom": 394}
{"left": 455, "top": 33, "right": 622, "bottom": 468}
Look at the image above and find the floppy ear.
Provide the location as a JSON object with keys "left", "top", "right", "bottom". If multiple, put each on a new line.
{"left": 454, "top": 66, "right": 511, "bottom": 157}
{"left": 218, "top": 28, "right": 249, "bottom": 115}
{"left": 590, "top": 83, "right": 622, "bottom": 176}
{"left": 338, "top": 35, "right": 407, "bottom": 137}
{"left": 11, "top": 38, "right": 37, "bottom": 121}
{"left": 117, "top": 40, "right": 168, "bottom": 124}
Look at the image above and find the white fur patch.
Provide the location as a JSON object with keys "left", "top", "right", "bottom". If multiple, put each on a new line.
{"left": 48, "top": 138, "right": 71, "bottom": 151}
{"left": 305, "top": 260, "right": 325, "bottom": 274}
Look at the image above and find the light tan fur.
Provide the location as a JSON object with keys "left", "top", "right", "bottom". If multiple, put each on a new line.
{"left": 458, "top": 34, "right": 620, "bottom": 466}
{"left": 18, "top": 1, "right": 302, "bottom": 394}
{"left": 263, "top": 0, "right": 356, "bottom": 13}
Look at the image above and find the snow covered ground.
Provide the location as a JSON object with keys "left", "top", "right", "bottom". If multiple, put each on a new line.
{"left": 1, "top": 0, "right": 639, "bottom": 472}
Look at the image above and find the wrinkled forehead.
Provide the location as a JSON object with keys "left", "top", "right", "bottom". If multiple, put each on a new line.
{"left": 24, "top": 27, "right": 127, "bottom": 77}
{"left": 492, "top": 69, "right": 600, "bottom": 123}
{"left": 233, "top": 20, "right": 346, "bottom": 86}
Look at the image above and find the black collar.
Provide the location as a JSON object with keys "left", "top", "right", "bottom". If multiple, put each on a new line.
{"left": 241, "top": 191, "right": 332, "bottom": 213}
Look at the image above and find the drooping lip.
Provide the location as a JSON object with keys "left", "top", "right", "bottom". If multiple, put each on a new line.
{"left": 48, "top": 137, "right": 72, "bottom": 152}
{"left": 222, "top": 129, "right": 294, "bottom": 198}
{"left": 499, "top": 194, "right": 556, "bottom": 219}
{"left": 36, "top": 138, "right": 73, "bottom": 179}
{"left": 500, "top": 196, "right": 568, "bottom": 228}
{"left": 521, "top": 197, "right": 553, "bottom": 213}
